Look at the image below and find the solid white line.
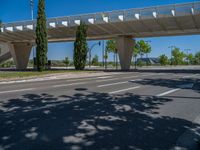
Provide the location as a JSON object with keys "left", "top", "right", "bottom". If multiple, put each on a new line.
{"left": 0, "top": 88, "right": 35, "bottom": 94}
{"left": 98, "top": 81, "right": 128, "bottom": 88}
{"left": 156, "top": 88, "right": 181, "bottom": 97}
{"left": 52, "top": 82, "right": 86, "bottom": 88}
{"left": 109, "top": 86, "right": 141, "bottom": 94}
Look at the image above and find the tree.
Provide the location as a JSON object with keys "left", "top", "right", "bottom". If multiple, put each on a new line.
{"left": 36, "top": 0, "right": 48, "bottom": 72}
{"left": 63, "top": 57, "right": 70, "bottom": 68}
{"left": 194, "top": 51, "right": 200, "bottom": 65}
{"left": 135, "top": 40, "right": 152, "bottom": 65}
{"left": 104, "top": 51, "right": 108, "bottom": 69}
{"left": 186, "top": 53, "right": 194, "bottom": 65}
{"left": 159, "top": 54, "right": 169, "bottom": 66}
{"left": 73, "top": 22, "right": 88, "bottom": 70}
{"left": 133, "top": 46, "right": 139, "bottom": 68}
{"left": 171, "top": 47, "right": 185, "bottom": 65}
{"left": 106, "top": 40, "right": 118, "bottom": 69}
{"left": 92, "top": 55, "right": 99, "bottom": 66}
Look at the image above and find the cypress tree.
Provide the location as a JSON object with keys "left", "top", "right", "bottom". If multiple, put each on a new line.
{"left": 36, "top": 0, "right": 48, "bottom": 71}
{"left": 73, "top": 22, "right": 88, "bottom": 70}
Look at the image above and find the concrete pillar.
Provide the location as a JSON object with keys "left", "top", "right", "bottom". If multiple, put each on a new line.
{"left": 9, "top": 42, "right": 32, "bottom": 70}
{"left": 116, "top": 36, "right": 135, "bottom": 70}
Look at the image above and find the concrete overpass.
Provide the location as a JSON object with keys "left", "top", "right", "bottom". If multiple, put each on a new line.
{"left": 0, "top": 2, "right": 200, "bottom": 70}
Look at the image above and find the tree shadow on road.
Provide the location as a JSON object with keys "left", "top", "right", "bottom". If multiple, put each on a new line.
{"left": 132, "top": 77, "right": 200, "bottom": 96}
{"left": 0, "top": 91, "right": 199, "bottom": 150}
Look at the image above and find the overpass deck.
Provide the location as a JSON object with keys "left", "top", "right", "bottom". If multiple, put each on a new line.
{"left": 0, "top": 2, "right": 200, "bottom": 43}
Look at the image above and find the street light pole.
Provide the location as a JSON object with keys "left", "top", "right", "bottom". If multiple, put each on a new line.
{"left": 102, "top": 40, "right": 105, "bottom": 68}
{"left": 168, "top": 46, "right": 175, "bottom": 66}
{"left": 30, "top": 0, "right": 34, "bottom": 20}
{"left": 145, "top": 40, "right": 151, "bottom": 66}
{"left": 30, "top": 0, "right": 35, "bottom": 69}
{"left": 89, "top": 41, "right": 101, "bottom": 68}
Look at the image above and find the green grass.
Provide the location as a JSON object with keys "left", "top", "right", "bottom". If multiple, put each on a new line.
{"left": 0, "top": 70, "right": 96, "bottom": 80}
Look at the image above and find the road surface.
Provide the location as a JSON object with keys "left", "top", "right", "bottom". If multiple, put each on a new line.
{"left": 0, "top": 71, "right": 200, "bottom": 150}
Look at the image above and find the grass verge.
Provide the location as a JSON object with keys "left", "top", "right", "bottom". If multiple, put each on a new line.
{"left": 0, "top": 70, "right": 96, "bottom": 80}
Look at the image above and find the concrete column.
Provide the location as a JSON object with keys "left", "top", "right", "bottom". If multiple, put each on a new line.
{"left": 9, "top": 42, "right": 32, "bottom": 70}
{"left": 116, "top": 36, "right": 135, "bottom": 70}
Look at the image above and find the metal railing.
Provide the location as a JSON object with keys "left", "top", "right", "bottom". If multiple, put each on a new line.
{"left": 0, "top": 1, "right": 200, "bottom": 33}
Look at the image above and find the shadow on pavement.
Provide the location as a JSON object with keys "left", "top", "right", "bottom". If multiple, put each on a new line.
{"left": 0, "top": 91, "right": 200, "bottom": 150}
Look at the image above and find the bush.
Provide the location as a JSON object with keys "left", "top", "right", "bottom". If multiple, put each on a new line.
{"left": 0, "top": 60, "right": 14, "bottom": 68}
{"left": 159, "top": 54, "right": 169, "bottom": 66}
{"left": 137, "top": 60, "right": 145, "bottom": 67}
{"left": 92, "top": 55, "right": 99, "bottom": 66}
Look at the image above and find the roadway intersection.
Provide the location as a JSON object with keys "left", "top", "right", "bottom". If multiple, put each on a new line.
{"left": 0, "top": 71, "right": 200, "bottom": 150}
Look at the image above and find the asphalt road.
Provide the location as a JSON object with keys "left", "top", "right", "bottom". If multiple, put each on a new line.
{"left": 0, "top": 71, "right": 200, "bottom": 150}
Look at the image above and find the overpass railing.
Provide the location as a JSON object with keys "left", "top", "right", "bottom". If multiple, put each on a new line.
{"left": 1, "top": 1, "right": 200, "bottom": 33}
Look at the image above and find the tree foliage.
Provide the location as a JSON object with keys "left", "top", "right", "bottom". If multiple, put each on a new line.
{"left": 194, "top": 51, "right": 200, "bottom": 64}
{"left": 135, "top": 40, "right": 151, "bottom": 58}
{"left": 133, "top": 46, "right": 139, "bottom": 58}
{"left": 159, "top": 54, "right": 169, "bottom": 66}
{"left": 73, "top": 22, "right": 88, "bottom": 70}
{"left": 63, "top": 57, "right": 70, "bottom": 67}
{"left": 186, "top": 53, "right": 194, "bottom": 65}
{"left": 36, "top": 0, "right": 48, "bottom": 72}
{"left": 106, "top": 39, "right": 118, "bottom": 68}
{"left": 106, "top": 40, "right": 117, "bottom": 54}
{"left": 171, "top": 47, "right": 185, "bottom": 65}
{"left": 92, "top": 55, "right": 99, "bottom": 66}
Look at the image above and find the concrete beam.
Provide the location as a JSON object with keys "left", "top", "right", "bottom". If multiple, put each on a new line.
{"left": 9, "top": 42, "right": 32, "bottom": 70}
{"left": 116, "top": 36, "right": 135, "bottom": 70}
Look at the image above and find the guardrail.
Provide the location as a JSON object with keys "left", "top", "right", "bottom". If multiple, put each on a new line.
{"left": 0, "top": 1, "right": 200, "bottom": 33}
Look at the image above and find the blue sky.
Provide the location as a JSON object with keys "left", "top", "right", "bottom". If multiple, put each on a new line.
{"left": 0, "top": 0, "right": 200, "bottom": 61}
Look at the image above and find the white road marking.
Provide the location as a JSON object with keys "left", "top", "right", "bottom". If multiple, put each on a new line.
{"left": 0, "top": 88, "right": 35, "bottom": 94}
{"left": 109, "top": 86, "right": 141, "bottom": 94}
{"left": 130, "top": 79, "right": 143, "bottom": 82}
{"left": 96, "top": 78, "right": 119, "bottom": 83}
{"left": 120, "top": 74, "right": 157, "bottom": 79}
{"left": 98, "top": 81, "right": 128, "bottom": 87}
{"left": 182, "top": 74, "right": 198, "bottom": 78}
{"left": 156, "top": 88, "right": 181, "bottom": 97}
{"left": 97, "top": 76, "right": 112, "bottom": 79}
{"left": 121, "top": 76, "right": 138, "bottom": 79}
{"left": 98, "top": 79, "right": 142, "bottom": 88}
{"left": 67, "top": 78, "right": 91, "bottom": 82}
{"left": 52, "top": 82, "right": 86, "bottom": 88}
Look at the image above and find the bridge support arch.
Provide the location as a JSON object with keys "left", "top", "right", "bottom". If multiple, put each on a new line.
{"left": 9, "top": 42, "right": 32, "bottom": 70}
{"left": 116, "top": 36, "right": 135, "bottom": 71}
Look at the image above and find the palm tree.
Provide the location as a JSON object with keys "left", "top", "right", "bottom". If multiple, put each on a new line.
{"left": 133, "top": 46, "right": 139, "bottom": 69}
{"left": 135, "top": 40, "right": 152, "bottom": 66}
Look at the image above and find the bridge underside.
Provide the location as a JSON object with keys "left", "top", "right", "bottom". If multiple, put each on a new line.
{"left": 0, "top": 14, "right": 200, "bottom": 43}
{"left": 0, "top": 2, "right": 200, "bottom": 70}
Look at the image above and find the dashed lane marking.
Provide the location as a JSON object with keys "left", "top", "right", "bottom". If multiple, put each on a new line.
{"left": 52, "top": 82, "right": 87, "bottom": 88}
{"left": 109, "top": 86, "right": 141, "bottom": 94}
{"left": 156, "top": 88, "right": 181, "bottom": 97}
{"left": 0, "top": 88, "right": 35, "bottom": 94}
